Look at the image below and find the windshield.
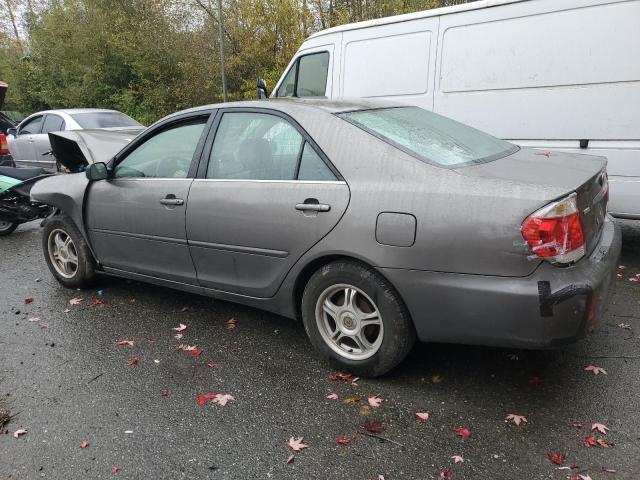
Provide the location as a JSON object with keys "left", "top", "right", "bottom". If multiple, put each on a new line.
{"left": 339, "top": 107, "right": 517, "bottom": 167}
{"left": 71, "top": 112, "right": 141, "bottom": 129}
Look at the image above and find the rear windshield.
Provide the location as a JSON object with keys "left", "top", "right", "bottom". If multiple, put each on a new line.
{"left": 339, "top": 107, "right": 517, "bottom": 167}
{"left": 71, "top": 112, "right": 141, "bottom": 129}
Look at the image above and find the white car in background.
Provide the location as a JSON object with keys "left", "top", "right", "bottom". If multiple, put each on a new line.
{"left": 7, "top": 109, "right": 143, "bottom": 171}
{"left": 271, "top": 0, "right": 640, "bottom": 219}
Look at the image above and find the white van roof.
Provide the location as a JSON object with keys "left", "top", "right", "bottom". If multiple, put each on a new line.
{"left": 308, "top": 0, "right": 527, "bottom": 39}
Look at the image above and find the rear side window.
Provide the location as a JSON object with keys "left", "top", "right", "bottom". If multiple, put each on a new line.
{"left": 340, "top": 107, "right": 518, "bottom": 167}
{"left": 42, "top": 115, "right": 65, "bottom": 134}
{"left": 71, "top": 112, "right": 141, "bottom": 128}
{"left": 276, "top": 52, "right": 329, "bottom": 98}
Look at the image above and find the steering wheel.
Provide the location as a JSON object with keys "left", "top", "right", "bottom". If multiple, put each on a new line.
{"left": 153, "top": 156, "right": 187, "bottom": 178}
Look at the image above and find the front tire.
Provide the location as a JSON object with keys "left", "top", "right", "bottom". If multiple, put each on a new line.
{"left": 0, "top": 220, "right": 18, "bottom": 236}
{"left": 301, "top": 260, "right": 416, "bottom": 377}
{"left": 42, "top": 214, "right": 96, "bottom": 288}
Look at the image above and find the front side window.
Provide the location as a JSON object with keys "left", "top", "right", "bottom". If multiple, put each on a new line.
{"left": 340, "top": 107, "right": 518, "bottom": 167}
{"left": 114, "top": 120, "right": 206, "bottom": 179}
{"left": 276, "top": 52, "right": 329, "bottom": 98}
{"left": 20, "top": 116, "right": 43, "bottom": 135}
{"left": 42, "top": 115, "right": 65, "bottom": 134}
{"left": 72, "top": 111, "right": 141, "bottom": 129}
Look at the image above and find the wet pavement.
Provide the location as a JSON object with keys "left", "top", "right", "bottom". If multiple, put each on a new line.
{"left": 1, "top": 220, "right": 640, "bottom": 479}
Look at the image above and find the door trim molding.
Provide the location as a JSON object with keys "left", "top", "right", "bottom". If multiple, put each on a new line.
{"left": 89, "top": 228, "right": 187, "bottom": 245}
{"left": 188, "top": 239, "right": 289, "bottom": 258}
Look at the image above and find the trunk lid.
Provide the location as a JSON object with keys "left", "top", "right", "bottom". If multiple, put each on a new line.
{"left": 0, "top": 81, "right": 7, "bottom": 110}
{"left": 49, "top": 128, "right": 143, "bottom": 172}
{"left": 456, "top": 147, "right": 609, "bottom": 257}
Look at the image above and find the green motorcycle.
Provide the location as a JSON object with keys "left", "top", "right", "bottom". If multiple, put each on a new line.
{"left": 0, "top": 166, "right": 53, "bottom": 236}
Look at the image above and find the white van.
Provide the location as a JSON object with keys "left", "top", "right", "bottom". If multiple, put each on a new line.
{"left": 271, "top": 0, "right": 640, "bottom": 219}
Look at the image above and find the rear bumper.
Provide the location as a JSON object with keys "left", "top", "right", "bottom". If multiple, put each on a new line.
{"left": 608, "top": 175, "right": 640, "bottom": 219}
{"left": 379, "top": 215, "right": 621, "bottom": 348}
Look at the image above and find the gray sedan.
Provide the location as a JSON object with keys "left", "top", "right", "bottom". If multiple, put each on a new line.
{"left": 7, "top": 108, "right": 142, "bottom": 171}
{"left": 31, "top": 99, "right": 621, "bottom": 376}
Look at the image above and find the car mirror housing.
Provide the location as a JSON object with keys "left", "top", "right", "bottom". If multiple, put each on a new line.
{"left": 86, "top": 162, "right": 109, "bottom": 181}
{"left": 257, "top": 78, "right": 269, "bottom": 100}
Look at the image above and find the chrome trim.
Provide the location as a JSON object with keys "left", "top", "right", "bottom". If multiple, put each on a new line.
{"left": 192, "top": 178, "right": 346, "bottom": 185}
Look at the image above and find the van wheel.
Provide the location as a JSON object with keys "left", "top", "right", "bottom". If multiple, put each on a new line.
{"left": 43, "top": 214, "right": 96, "bottom": 288}
{"left": 0, "top": 220, "right": 18, "bottom": 236}
{"left": 301, "top": 260, "right": 415, "bottom": 377}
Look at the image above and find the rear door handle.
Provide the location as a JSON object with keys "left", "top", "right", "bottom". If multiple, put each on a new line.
{"left": 295, "top": 201, "right": 331, "bottom": 212}
{"left": 160, "top": 196, "right": 184, "bottom": 206}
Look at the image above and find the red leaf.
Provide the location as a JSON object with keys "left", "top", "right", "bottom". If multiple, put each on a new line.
{"left": 161, "top": 390, "right": 169, "bottom": 397}
{"left": 440, "top": 468, "right": 453, "bottom": 478}
{"left": 584, "top": 435, "right": 597, "bottom": 447}
{"left": 455, "top": 427, "right": 471, "bottom": 439}
{"left": 197, "top": 394, "right": 207, "bottom": 406}
{"left": 548, "top": 452, "right": 565, "bottom": 465}
{"left": 126, "top": 358, "right": 139, "bottom": 366}
{"left": 25, "top": 297, "right": 34, "bottom": 304}
{"left": 115, "top": 339, "right": 134, "bottom": 347}
{"left": 326, "top": 393, "right": 339, "bottom": 400}
{"left": 287, "top": 436, "right": 309, "bottom": 452}
{"left": 172, "top": 323, "right": 187, "bottom": 332}
{"left": 328, "top": 372, "right": 353, "bottom": 382}
{"left": 225, "top": 318, "right": 237, "bottom": 330}
{"left": 204, "top": 393, "right": 218, "bottom": 400}
{"left": 529, "top": 376, "right": 543, "bottom": 386}
{"left": 80, "top": 440, "right": 89, "bottom": 449}
{"left": 190, "top": 348, "right": 204, "bottom": 357}
{"left": 363, "top": 420, "right": 385, "bottom": 434}
{"left": 336, "top": 436, "right": 351, "bottom": 444}
{"left": 111, "top": 466, "right": 120, "bottom": 474}
{"left": 91, "top": 297, "right": 103, "bottom": 306}
{"left": 415, "top": 412, "right": 430, "bottom": 423}
{"left": 367, "top": 395, "right": 382, "bottom": 408}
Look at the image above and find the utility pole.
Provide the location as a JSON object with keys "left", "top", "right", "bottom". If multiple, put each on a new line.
{"left": 216, "top": 0, "right": 228, "bottom": 102}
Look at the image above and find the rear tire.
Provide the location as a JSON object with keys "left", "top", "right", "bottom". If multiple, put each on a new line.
{"left": 301, "top": 260, "right": 416, "bottom": 377}
{"left": 0, "top": 221, "right": 18, "bottom": 236}
{"left": 42, "top": 214, "right": 96, "bottom": 288}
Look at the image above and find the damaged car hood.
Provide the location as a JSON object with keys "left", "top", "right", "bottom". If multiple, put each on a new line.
{"left": 49, "top": 128, "right": 144, "bottom": 172}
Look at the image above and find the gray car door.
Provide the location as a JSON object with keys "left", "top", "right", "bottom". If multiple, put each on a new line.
{"left": 186, "top": 109, "right": 350, "bottom": 298}
{"left": 11, "top": 115, "right": 43, "bottom": 166}
{"left": 84, "top": 115, "right": 210, "bottom": 284}
{"left": 36, "top": 114, "right": 66, "bottom": 170}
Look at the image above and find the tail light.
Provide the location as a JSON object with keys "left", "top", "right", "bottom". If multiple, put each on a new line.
{"left": 0, "top": 134, "right": 8, "bottom": 155}
{"left": 521, "top": 193, "right": 585, "bottom": 265}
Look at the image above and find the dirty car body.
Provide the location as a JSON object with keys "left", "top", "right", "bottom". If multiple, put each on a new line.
{"left": 31, "top": 99, "right": 621, "bottom": 375}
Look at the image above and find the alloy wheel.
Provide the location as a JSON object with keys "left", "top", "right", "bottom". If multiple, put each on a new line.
{"left": 47, "top": 228, "right": 79, "bottom": 279}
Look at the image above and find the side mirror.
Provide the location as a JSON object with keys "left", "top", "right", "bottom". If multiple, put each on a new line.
{"left": 257, "top": 78, "right": 269, "bottom": 100}
{"left": 86, "top": 162, "right": 109, "bottom": 181}
{"left": 7, "top": 127, "right": 17, "bottom": 137}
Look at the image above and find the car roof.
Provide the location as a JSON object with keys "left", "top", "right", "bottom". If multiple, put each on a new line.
{"left": 34, "top": 109, "right": 124, "bottom": 115}
{"left": 163, "top": 98, "right": 406, "bottom": 122}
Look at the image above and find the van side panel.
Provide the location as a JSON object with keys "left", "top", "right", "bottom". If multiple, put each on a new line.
{"left": 339, "top": 18, "right": 438, "bottom": 108}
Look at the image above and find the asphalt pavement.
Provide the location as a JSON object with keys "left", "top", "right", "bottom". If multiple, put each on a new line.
{"left": 1, "top": 220, "right": 640, "bottom": 479}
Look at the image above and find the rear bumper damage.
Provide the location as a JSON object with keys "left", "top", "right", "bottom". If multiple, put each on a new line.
{"left": 379, "top": 215, "right": 621, "bottom": 348}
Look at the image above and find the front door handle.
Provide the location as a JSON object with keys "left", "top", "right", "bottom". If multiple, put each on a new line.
{"left": 160, "top": 196, "right": 184, "bottom": 206}
{"left": 295, "top": 200, "right": 331, "bottom": 212}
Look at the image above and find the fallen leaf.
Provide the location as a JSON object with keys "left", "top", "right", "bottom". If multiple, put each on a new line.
{"left": 225, "top": 318, "right": 237, "bottom": 330}
{"left": 80, "top": 441, "right": 89, "bottom": 449}
{"left": 572, "top": 421, "right": 585, "bottom": 428}
{"left": 506, "top": 414, "right": 528, "bottom": 426}
{"left": 351, "top": 377, "right": 359, "bottom": 386}
{"left": 431, "top": 375, "right": 443, "bottom": 383}
{"left": 13, "top": 429, "right": 27, "bottom": 438}
{"left": 161, "top": 390, "right": 169, "bottom": 397}
{"left": 64, "top": 308, "right": 71, "bottom": 313}
{"left": 336, "top": 436, "right": 351, "bottom": 444}
{"left": 577, "top": 475, "right": 593, "bottom": 480}
{"left": 591, "top": 423, "right": 609, "bottom": 435}
{"left": 328, "top": 372, "right": 353, "bottom": 382}
{"left": 212, "top": 394, "right": 234, "bottom": 406}
{"left": 529, "top": 376, "right": 543, "bottom": 386}
{"left": 601, "top": 467, "right": 617, "bottom": 473}
{"left": 363, "top": 420, "right": 385, "bottom": 434}
{"left": 584, "top": 365, "right": 607, "bottom": 375}
{"left": 207, "top": 361, "right": 220, "bottom": 368}
{"left": 326, "top": 393, "right": 339, "bottom": 400}
{"left": 197, "top": 394, "right": 207, "bottom": 407}
{"left": 415, "top": 412, "right": 430, "bottom": 423}
{"left": 28, "top": 317, "right": 40, "bottom": 322}
{"left": 440, "top": 468, "right": 453, "bottom": 478}
{"left": 69, "top": 297, "right": 83, "bottom": 305}
{"left": 126, "top": 358, "right": 139, "bottom": 366}
{"left": 343, "top": 397, "right": 360, "bottom": 406}
{"left": 286, "top": 454, "right": 295, "bottom": 464}
{"left": 25, "top": 297, "right": 34, "bottom": 304}
{"left": 115, "top": 339, "right": 134, "bottom": 347}
{"left": 359, "top": 406, "right": 371, "bottom": 416}
{"left": 191, "top": 347, "right": 204, "bottom": 357}
{"left": 172, "top": 323, "right": 187, "bottom": 332}
{"left": 287, "top": 437, "right": 309, "bottom": 452}
{"left": 91, "top": 297, "right": 103, "bottom": 306}
{"left": 584, "top": 435, "right": 598, "bottom": 447}
{"left": 548, "top": 452, "right": 565, "bottom": 465}
{"left": 455, "top": 427, "right": 471, "bottom": 439}
{"left": 596, "top": 438, "right": 612, "bottom": 448}
{"left": 368, "top": 395, "right": 382, "bottom": 408}
{"left": 176, "top": 344, "right": 197, "bottom": 351}
{"left": 618, "top": 265, "right": 626, "bottom": 269}
{"left": 111, "top": 466, "right": 120, "bottom": 474}
{"left": 174, "top": 333, "right": 184, "bottom": 340}
{"left": 451, "top": 455, "right": 464, "bottom": 463}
